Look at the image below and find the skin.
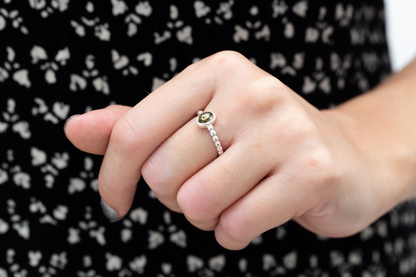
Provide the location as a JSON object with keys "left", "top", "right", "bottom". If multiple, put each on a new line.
{"left": 65, "top": 51, "right": 416, "bottom": 250}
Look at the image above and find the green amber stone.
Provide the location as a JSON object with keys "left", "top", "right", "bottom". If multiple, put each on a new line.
{"left": 198, "top": 112, "right": 214, "bottom": 124}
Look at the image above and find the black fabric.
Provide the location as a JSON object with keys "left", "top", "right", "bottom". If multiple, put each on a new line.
{"left": 1, "top": 0, "right": 416, "bottom": 276}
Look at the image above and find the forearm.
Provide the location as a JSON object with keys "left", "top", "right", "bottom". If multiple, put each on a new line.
{"left": 327, "top": 57, "right": 416, "bottom": 204}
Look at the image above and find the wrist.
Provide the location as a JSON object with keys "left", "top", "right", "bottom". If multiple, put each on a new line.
{"left": 322, "top": 99, "right": 416, "bottom": 205}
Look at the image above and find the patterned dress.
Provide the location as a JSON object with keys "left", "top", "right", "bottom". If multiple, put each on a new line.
{"left": 1, "top": 0, "right": 415, "bottom": 276}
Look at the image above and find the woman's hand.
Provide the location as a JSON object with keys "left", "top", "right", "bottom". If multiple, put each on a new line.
{"left": 65, "top": 51, "right": 415, "bottom": 250}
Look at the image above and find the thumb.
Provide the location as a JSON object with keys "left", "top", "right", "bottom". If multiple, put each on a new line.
{"left": 64, "top": 105, "right": 132, "bottom": 155}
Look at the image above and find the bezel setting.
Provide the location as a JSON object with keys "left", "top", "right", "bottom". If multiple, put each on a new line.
{"left": 196, "top": 111, "right": 216, "bottom": 128}
{"left": 196, "top": 110, "right": 223, "bottom": 156}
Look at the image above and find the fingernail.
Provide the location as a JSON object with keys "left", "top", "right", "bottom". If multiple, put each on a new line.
{"left": 63, "top": 114, "right": 81, "bottom": 134}
{"left": 100, "top": 198, "right": 123, "bottom": 222}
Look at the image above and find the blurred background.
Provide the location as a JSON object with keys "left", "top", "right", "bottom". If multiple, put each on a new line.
{"left": 385, "top": 0, "right": 416, "bottom": 72}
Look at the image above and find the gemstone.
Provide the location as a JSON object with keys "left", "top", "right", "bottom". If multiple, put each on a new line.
{"left": 197, "top": 112, "right": 214, "bottom": 124}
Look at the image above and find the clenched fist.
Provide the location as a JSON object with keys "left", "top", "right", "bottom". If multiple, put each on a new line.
{"left": 65, "top": 51, "right": 416, "bottom": 250}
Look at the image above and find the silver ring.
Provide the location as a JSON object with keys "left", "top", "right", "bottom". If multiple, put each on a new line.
{"left": 196, "top": 110, "right": 223, "bottom": 156}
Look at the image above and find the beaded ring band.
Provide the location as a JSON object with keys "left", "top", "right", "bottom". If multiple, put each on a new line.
{"left": 196, "top": 110, "right": 223, "bottom": 156}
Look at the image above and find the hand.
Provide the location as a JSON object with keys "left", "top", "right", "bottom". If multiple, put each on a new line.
{"left": 65, "top": 51, "right": 410, "bottom": 250}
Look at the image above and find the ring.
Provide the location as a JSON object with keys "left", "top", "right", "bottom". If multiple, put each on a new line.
{"left": 196, "top": 110, "right": 224, "bottom": 156}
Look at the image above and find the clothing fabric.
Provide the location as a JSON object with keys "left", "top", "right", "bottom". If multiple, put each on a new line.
{"left": 1, "top": 0, "right": 416, "bottom": 276}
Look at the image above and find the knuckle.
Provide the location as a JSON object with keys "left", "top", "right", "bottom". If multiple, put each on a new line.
{"left": 110, "top": 117, "right": 142, "bottom": 156}
{"left": 181, "top": 51, "right": 248, "bottom": 93}
{"left": 98, "top": 168, "right": 116, "bottom": 197}
{"left": 187, "top": 217, "right": 217, "bottom": 231}
{"left": 218, "top": 209, "right": 250, "bottom": 244}
{"left": 281, "top": 112, "right": 320, "bottom": 145}
{"left": 201, "top": 50, "right": 249, "bottom": 74}
{"left": 238, "top": 76, "right": 284, "bottom": 113}
{"left": 177, "top": 187, "right": 215, "bottom": 223}
{"left": 314, "top": 147, "right": 341, "bottom": 185}
{"left": 304, "top": 146, "right": 341, "bottom": 194}
{"left": 209, "top": 50, "right": 247, "bottom": 65}
{"left": 141, "top": 156, "right": 172, "bottom": 196}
